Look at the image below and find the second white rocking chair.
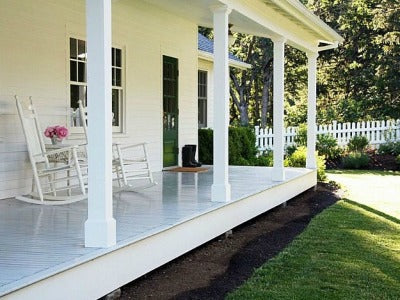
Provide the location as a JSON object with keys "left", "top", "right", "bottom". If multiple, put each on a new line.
{"left": 77, "top": 100, "right": 156, "bottom": 192}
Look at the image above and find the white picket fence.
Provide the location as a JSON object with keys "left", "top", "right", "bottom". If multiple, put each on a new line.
{"left": 255, "top": 119, "right": 400, "bottom": 152}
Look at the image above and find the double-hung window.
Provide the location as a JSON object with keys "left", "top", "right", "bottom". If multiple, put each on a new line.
{"left": 69, "top": 37, "right": 123, "bottom": 132}
{"left": 198, "top": 70, "right": 207, "bottom": 128}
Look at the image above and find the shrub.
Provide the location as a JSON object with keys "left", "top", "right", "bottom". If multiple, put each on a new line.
{"left": 342, "top": 152, "right": 370, "bottom": 169}
{"left": 198, "top": 127, "right": 258, "bottom": 165}
{"left": 316, "top": 134, "right": 342, "bottom": 160}
{"left": 347, "top": 135, "right": 369, "bottom": 152}
{"left": 253, "top": 151, "right": 273, "bottom": 167}
{"left": 294, "top": 124, "right": 307, "bottom": 147}
{"left": 198, "top": 128, "right": 213, "bottom": 164}
{"left": 378, "top": 141, "right": 400, "bottom": 156}
{"left": 284, "top": 146, "right": 326, "bottom": 181}
{"left": 286, "top": 144, "right": 297, "bottom": 156}
{"left": 396, "top": 154, "right": 400, "bottom": 166}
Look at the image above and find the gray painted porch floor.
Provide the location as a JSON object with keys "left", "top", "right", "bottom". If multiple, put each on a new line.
{"left": 0, "top": 166, "right": 310, "bottom": 296}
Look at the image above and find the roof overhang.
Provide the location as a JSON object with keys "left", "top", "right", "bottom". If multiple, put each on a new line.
{"left": 198, "top": 50, "right": 252, "bottom": 70}
{"left": 143, "top": 0, "right": 344, "bottom": 53}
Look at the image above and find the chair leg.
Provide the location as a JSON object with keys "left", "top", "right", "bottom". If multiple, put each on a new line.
{"left": 72, "top": 149, "right": 86, "bottom": 196}
{"left": 143, "top": 144, "right": 154, "bottom": 184}
{"left": 32, "top": 169, "right": 44, "bottom": 202}
{"left": 116, "top": 145, "right": 128, "bottom": 186}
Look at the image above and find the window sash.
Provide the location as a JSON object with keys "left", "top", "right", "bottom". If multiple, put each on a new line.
{"left": 69, "top": 37, "right": 124, "bottom": 132}
{"left": 198, "top": 70, "right": 208, "bottom": 128}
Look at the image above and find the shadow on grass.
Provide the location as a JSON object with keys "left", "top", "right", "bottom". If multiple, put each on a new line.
{"left": 343, "top": 198, "right": 400, "bottom": 225}
{"left": 327, "top": 169, "right": 400, "bottom": 176}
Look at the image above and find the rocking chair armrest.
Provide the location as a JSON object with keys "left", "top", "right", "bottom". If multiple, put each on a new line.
{"left": 115, "top": 142, "right": 147, "bottom": 150}
{"left": 35, "top": 145, "right": 79, "bottom": 157}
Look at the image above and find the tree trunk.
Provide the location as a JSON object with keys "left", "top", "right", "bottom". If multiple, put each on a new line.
{"left": 261, "top": 77, "right": 272, "bottom": 128}
{"left": 239, "top": 104, "right": 249, "bottom": 126}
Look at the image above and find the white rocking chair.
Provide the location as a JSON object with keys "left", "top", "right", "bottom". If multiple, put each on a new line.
{"left": 77, "top": 100, "right": 156, "bottom": 192}
{"left": 15, "top": 96, "right": 87, "bottom": 205}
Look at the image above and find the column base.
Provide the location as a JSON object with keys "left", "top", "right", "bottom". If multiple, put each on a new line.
{"left": 211, "top": 183, "right": 231, "bottom": 202}
{"left": 85, "top": 218, "right": 116, "bottom": 248}
{"left": 272, "top": 167, "right": 285, "bottom": 182}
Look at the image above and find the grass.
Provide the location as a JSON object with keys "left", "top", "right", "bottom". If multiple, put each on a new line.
{"left": 227, "top": 170, "right": 400, "bottom": 299}
{"left": 327, "top": 170, "right": 400, "bottom": 219}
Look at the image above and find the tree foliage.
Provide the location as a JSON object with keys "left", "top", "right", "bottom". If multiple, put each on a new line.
{"left": 310, "top": 0, "right": 400, "bottom": 122}
{"left": 199, "top": 0, "right": 400, "bottom": 126}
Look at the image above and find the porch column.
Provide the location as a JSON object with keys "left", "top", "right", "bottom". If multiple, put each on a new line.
{"left": 271, "top": 37, "right": 286, "bottom": 181}
{"left": 84, "top": 0, "right": 116, "bottom": 247}
{"left": 211, "top": 4, "right": 231, "bottom": 203}
{"left": 306, "top": 52, "right": 319, "bottom": 169}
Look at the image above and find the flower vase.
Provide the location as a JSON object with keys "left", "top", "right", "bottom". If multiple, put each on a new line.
{"left": 51, "top": 137, "right": 63, "bottom": 145}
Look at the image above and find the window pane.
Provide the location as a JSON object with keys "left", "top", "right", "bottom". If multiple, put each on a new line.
{"left": 115, "top": 48, "right": 121, "bottom": 67}
{"left": 112, "top": 68, "right": 116, "bottom": 86}
{"left": 115, "top": 68, "right": 121, "bottom": 87}
{"left": 70, "top": 61, "right": 77, "bottom": 81}
{"left": 70, "top": 38, "right": 77, "bottom": 59}
{"left": 112, "top": 89, "right": 120, "bottom": 126}
{"left": 70, "top": 85, "right": 86, "bottom": 108}
{"left": 112, "top": 48, "right": 115, "bottom": 67}
{"left": 78, "top": 39, "right": 86, "bottom": 61}
{"left": 78, "top": 62, "right": 86, "bottom": 82}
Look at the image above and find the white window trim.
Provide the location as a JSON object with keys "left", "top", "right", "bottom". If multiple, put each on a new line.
{"left": 67, "top": 35, "right": 127, "bottom": 135}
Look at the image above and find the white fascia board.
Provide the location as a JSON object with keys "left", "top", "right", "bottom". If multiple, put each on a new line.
{"left": 221, "top": 0, "right": 320, "bottom": 53}
{"left": 198, "top": 50, "right": 252, "bottom": 70}
{"left": 272, "top": 0, "right": 344, "bottom": 43}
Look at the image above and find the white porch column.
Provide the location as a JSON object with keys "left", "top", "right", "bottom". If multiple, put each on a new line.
{"left": 306, "top": 52, "right": 319, "bottom": 169}
{"left": 271, "top": 37, "right": 286, "bottom": 182}
{"left": 211, "top": 4, "right": 231, "bottom": 203}
{"left": 84, "top": 0, "right": 116, "bottom": 247}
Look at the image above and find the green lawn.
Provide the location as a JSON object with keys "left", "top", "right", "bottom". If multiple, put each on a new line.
{"left": 227, "top": 170, "right": 400, "bottom": 299}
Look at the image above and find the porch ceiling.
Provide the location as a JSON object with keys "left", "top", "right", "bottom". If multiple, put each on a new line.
{"left": 142, "top": 0, "right": 343, "bottom": 53}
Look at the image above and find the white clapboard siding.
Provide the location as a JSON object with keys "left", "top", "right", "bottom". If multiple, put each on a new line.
{"left": 255, "top": 119, "right": 400, "bottom": 152}
{"left": 0, "top": 0, "right": 198, "bottom": 200}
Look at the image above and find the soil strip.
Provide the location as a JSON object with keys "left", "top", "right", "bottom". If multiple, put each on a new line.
{"left": 119, "top": 182, "right": 340, "bottom": 300}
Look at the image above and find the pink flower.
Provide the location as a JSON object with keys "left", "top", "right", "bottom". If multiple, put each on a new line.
{"left": 55, "top": 126, "right": 69, "bottom": 139}
{"left": 44, "top": 126, "right": 56, "bottom": 138}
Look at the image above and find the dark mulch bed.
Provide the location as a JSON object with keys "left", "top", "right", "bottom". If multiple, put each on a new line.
{"left": 119, "top": 182, "right": 340, "bottom": 300}
{"left": 326, "top": 151, "right": 399, "bottom": 171}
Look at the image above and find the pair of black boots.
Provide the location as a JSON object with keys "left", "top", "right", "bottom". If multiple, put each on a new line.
{"left": 182, "top": 144, "right": 202, "bottom": 168}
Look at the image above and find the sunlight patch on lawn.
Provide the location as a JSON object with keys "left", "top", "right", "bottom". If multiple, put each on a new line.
{"left": 227, "top": 200, "right": 400, "bottom": 299}
{"left": 327, "top": 170, "right": 400, "bottom": 219}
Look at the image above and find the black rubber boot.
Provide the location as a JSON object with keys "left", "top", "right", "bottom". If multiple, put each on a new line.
{"left": 182, "top": 146, "right": 196, "bottom": 167}
{"left": 186, "top": 144, "right": 202, "bottom": 167}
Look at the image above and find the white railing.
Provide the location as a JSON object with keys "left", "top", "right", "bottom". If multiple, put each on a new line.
{"left": 255, "top": 119, "right": 400, "bottom": 152}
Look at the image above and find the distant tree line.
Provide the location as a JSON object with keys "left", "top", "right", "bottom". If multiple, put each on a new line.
{"left": 200, "top": 0, "right": 400, "bottom": 127}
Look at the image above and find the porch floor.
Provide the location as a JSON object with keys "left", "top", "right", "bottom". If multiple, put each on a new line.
{"left": 0, "top": 166, "right": 312, "bottom": 297}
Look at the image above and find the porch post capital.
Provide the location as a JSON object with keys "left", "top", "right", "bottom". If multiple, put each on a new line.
{"left": 271, "top": 36, "right": 287, "bottom": 44}
{"left": 210, "top": 4, "right": 232, "bottom": 15}
{"left": 306, "top": 51, "right": 319, "bottom": 60}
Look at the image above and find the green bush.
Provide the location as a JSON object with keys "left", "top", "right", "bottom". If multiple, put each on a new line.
{"left": 378, "top": 141, "right": 400, "bottom": 156}
{"left": 284, "top": 146, "right": 327, "bottom": 181}
{"left": 396, "top": 154, "right": 400, "bottom": 165}
{"left": 286, "top": 144, "right": 298, "bottom": 156}
{"left": 342, "top": 152, "right": 370, "bottom": 169}
{"left": 316, "top": 134, "right": 343, "bottom": 160}
{"left": 198, "top": 128, "right": 213, "bottom": 164}
{"left": 347, "top": 135, "right": 369, "bottom": 152}
{"left": 294, "top": 124, "right": 307, "bottom": 147}
{"left": 198, "top": 127, "right": 258, "bottom": 165}
{"left": 253, "top": 150, "right": 273, "bottom": 167}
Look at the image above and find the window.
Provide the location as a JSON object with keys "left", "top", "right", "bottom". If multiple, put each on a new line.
{"left": 69, "top": 37, "right": 123, "bottom": 131}
{"left": 198, "top": 70, "right": 207, "bottom": 128}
